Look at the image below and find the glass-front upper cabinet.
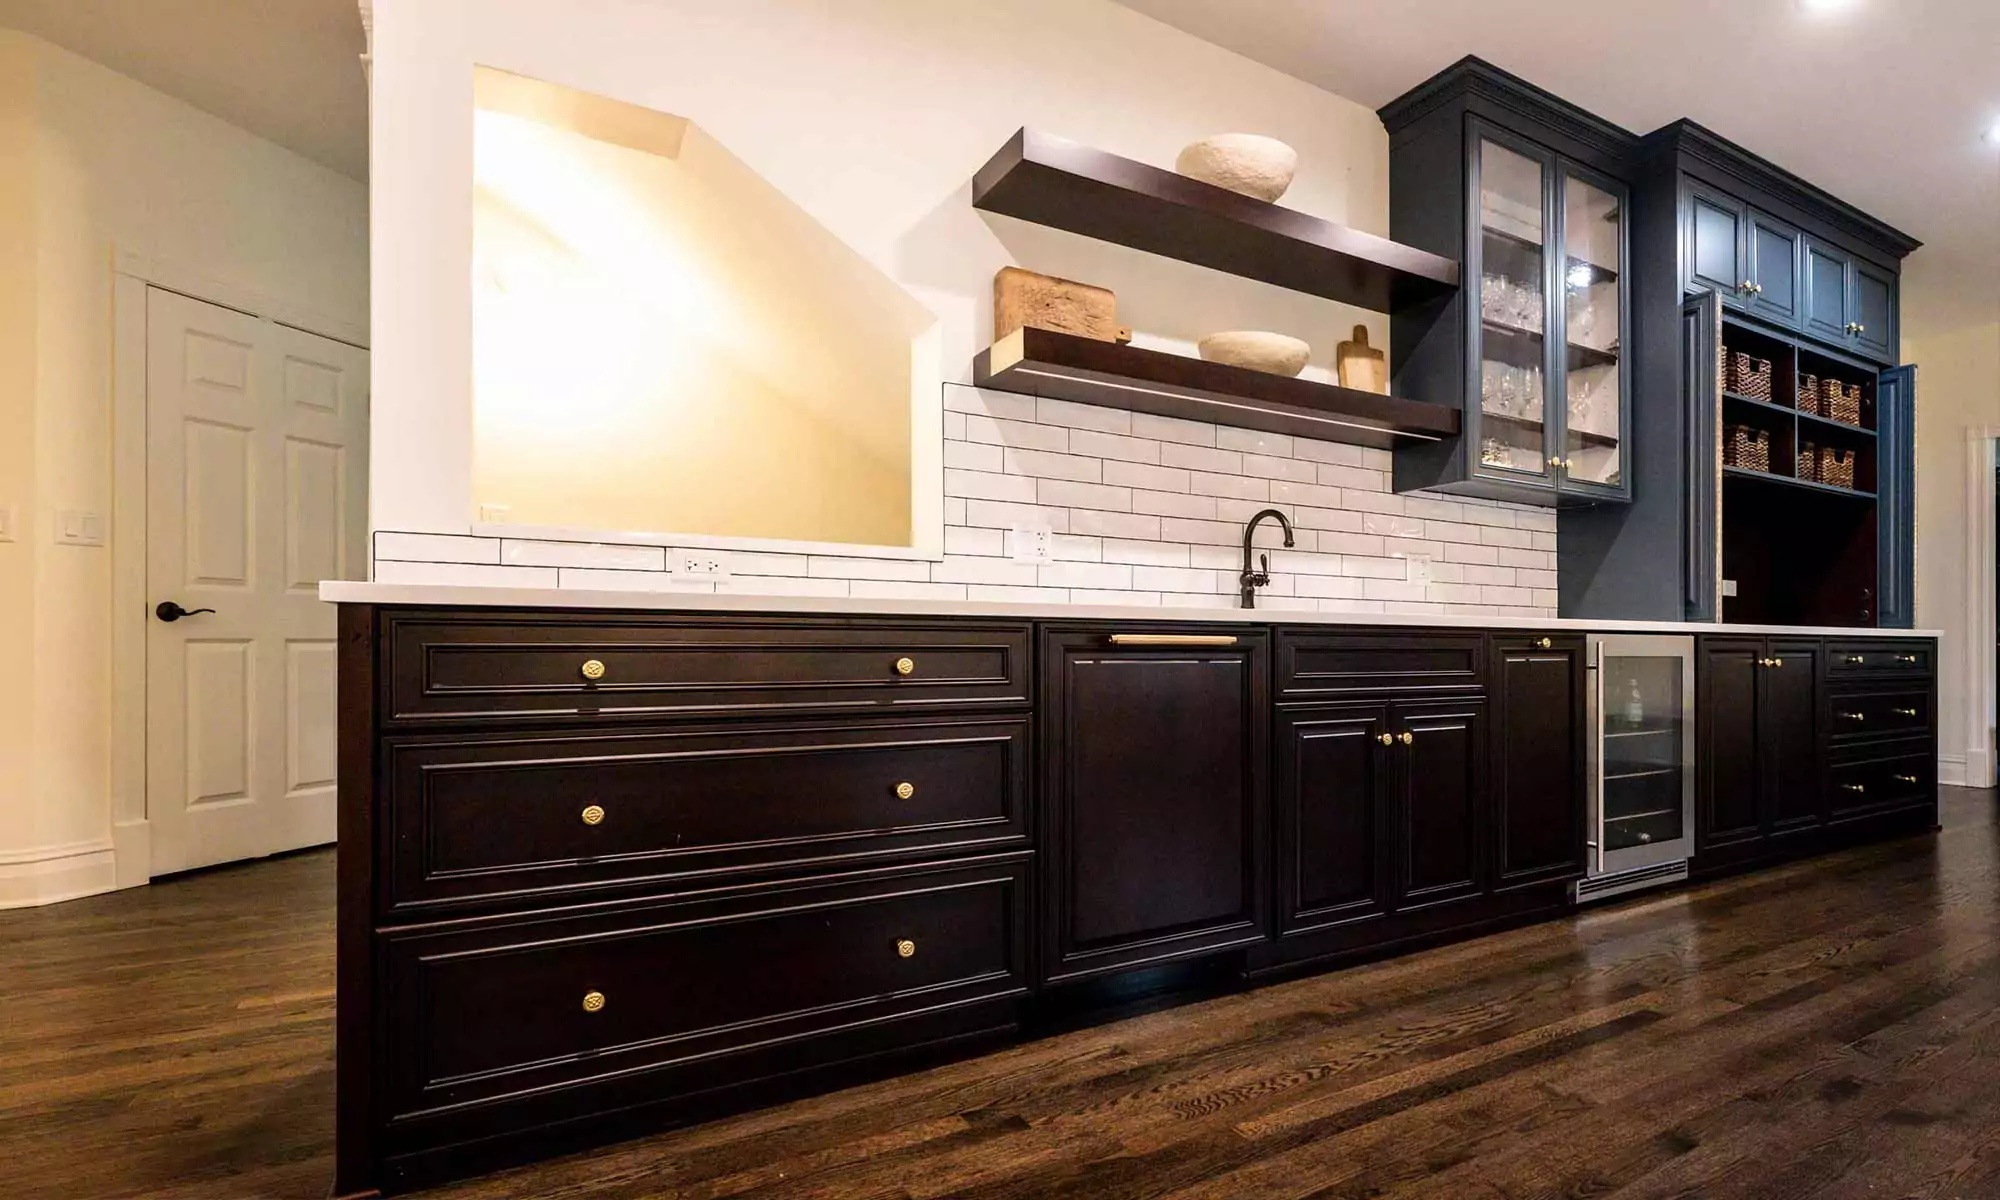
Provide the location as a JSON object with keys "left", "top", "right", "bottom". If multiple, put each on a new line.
{"left": 1468, "top": 121, "right": 1631, "bottom": 503}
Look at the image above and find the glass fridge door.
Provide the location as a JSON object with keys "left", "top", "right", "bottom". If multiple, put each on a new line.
{"left": 1594, "top": 637, "right": 1695, "bottom": 873}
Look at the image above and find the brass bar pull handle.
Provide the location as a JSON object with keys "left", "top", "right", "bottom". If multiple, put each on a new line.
{"left": 1845, "top": 654, "right": 1865, "bottom": 665}
{"left": 1840, "top": 783, "right": 1866, "bottom": 794}
{"left": 1837, "top": 712, "right": 1865, "bottom": 722}
{"left": 1893, "top": 707, "right": 1918, "bottom": 717}
{"left": 1897, "top": 654, "right": 1918, "bottom": 665}
{"left": 1895, "top": 774, "right": 1920, "bottom": 784}
{"left": 1107, "top": 634, "right": 1239, "bottom": 647}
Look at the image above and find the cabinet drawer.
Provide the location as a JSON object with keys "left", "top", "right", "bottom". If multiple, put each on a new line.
{"left": 380, "top": 856, "right": 1030, "bottom": 1124}
{"left": 1827, "top": 689, "right": 1932, "bottom": 742}
{"left": 1828, "top": 744, "right": 1933, "bottom": 820}
{"left": 1825, "top": 640, "right": 1933, "bottom": 678}
{"left": 383, "top": 717, "right": 1032, "bottom": 912}
{"left": 1277, "top": 631, "right": 1485, "bottom": 699}
{"left": 382, "top": 611, "right": 1032, "bottom": 723}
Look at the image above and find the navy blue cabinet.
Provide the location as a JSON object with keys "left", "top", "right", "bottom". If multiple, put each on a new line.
{"left": 1802, "top": 236, "right": 1899, "bottom": 364}
{"left": 1684, "top": 184, "right": 1749, "bottom": 306}
{"left": 1876, "top": 365, "right": 1916, "bottom": 628}
{"left": 1746, "top": 211, "right": 1803, "bottom": 328}
{"left": 1802, "top": 237, "right": 1852, "bottom": 345}
{"left": 1851, "top": 262, "right": 1897, "bottom": 362}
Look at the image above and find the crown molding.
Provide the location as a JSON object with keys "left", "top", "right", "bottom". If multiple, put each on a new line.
{"left": 1378, "top": 56, "right": 1641, "bottom": 161}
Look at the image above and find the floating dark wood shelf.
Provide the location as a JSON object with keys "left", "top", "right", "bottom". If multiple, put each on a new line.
{"left": 1723, "top": 464, "right": 1874, "bottom": 500}
{"left": 973, "top": 327, "right": 1460, "bottom": 450}
{"left": 971, "top": 129, "right": 1460, "bottom": 312}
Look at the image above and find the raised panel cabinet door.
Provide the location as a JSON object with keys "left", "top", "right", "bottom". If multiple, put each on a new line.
{"left": 1746, "top": 210, "right": 1802, "bottom": 329}
{"left": 1850, "top": 260, "right": 1897, "bottom": 363}
{"left": 1040, "top": 628, "right": 1271, "bottom": 984}
{"left": 1275, "top": 704, "right": 1391, "bottom": 935}
{"left": 1763, "top": 640, "right": 1825, "bottom": 833}
{"left": 1698, "top": 640, "right": 1764, "bottom": 848}
{"left": 1390, "top": 698, "right": 1487, "bottom": 910}
{"left": 1802, "top": 238, "right": 1853, "bottom": 345}
{"left": 1490, "top": 637, "right": 1586, "bottom": 890}
{"left": 1683, "top": 183, "right": 1748, "bottom": 306}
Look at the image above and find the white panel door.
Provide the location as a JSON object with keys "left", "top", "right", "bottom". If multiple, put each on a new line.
{"left": 147, "top": 288, "right": 368, "bottom": 875}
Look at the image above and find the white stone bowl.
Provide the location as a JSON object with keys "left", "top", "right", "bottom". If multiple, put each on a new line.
{"left": 1175, "top": 134, "right": 1299, "bottom": 203}
{"left": 1198, "top": 331, "right": 1311, "bottom": 377}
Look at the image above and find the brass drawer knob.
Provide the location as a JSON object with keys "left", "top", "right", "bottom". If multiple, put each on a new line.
{"left": 1840, "top": 783, "right": 1866, "bottom": 794}
{"left": 1376, "top": 732, "right": 1394, "bottom": 746}
{"left": 580, "top": 658, "right": 607, "bottom": 682}
{"left": 1895, "top": 774, "right": 1920, "bottom": 784}
{"left": 1399, "top": 731, "right": 1415, "bottom": 746}
{"left": 581, "top": 990, "right": 606, "bottom": 1013}
{"left": 894, "top": 781, "right": 916, "bottom": 800}
{"left": 894, "top": 656, "right": 916, "bottom": 677}
{"left": 1536, "top": 636, "right": 1552, "bottom": 650}
{"left": 1837, "top": 711, "right": 1865, "bottom": 722}
{"left": 1845, "top": 655, "right": 1865, "bottom": 666}
{"left": 895, "top": 939, "right": 916, "bottom": 959}
{"left": 581, "top": 804, "right": 606, "bottom": 826}
{"left": 1893, "top": 707, "right": 1919, "bottom": 717}
{"left": 1897, "top": 654, "right": 1918, "bottom": 665}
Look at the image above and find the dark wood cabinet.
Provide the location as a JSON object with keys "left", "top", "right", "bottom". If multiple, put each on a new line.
{"left": 1038, "top": 626, "right": 1270, "bottom": 984}
{"left": 1393, "top": 697, "right": 1487, "bottom": 909}
{"left": 1275, "top": 703, "right": 1391, "bottom": 934}
{"left": 1489, "top": 636, "right": 1587, "bottom": 890}
{"left": 1696, "top": 637, "right": 1824, "bottom": 866}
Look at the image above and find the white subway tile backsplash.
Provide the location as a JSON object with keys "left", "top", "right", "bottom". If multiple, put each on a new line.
{"left": 376, "top": 532, "right": 501, "bottom": 564}
{"left": 501, "top": 540, "right": 667, "bottom": 570}
{"left": 377, "top": 393, "right": 1555, "bottom": 617}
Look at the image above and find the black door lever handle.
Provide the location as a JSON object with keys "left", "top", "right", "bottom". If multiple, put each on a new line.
{"left": 156, "top": 601, "right": 217, "bottom": 622}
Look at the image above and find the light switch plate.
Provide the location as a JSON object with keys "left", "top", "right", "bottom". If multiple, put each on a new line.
{"left": 55, "top": 509, "right": 104, "bottom": 547}
{"left": 1722, "top": 579, "right": 1739, "bottom": 597}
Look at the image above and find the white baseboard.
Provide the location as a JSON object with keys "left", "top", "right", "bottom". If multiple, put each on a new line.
{"left": 112, "top": 819, "right": 152, "bottom": 890}
{"left": 1963, "top": 748, "right": 1990, "bottom": 790}
{"left": 1939, "top": 754, "right": 1969, "bottom": 787}
{"left": 0, "top": 839, "right": 118, "bottom": 909}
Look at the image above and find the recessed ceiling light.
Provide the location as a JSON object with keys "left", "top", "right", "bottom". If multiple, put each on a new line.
{"left": 1797, "top": 0, "right": 1861, "bottom": 13}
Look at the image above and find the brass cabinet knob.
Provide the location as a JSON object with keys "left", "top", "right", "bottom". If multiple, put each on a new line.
{"left": 1854, "top": 323, "right": 1865, "bottom": 335}
{"left": 1376, "top": 732, "right": 1395, "bottom": 746}
{"left": 1399, "top": 731, "right": 1415, "bottom": 746}
{"left": 1840, "top": 783, "right": 1866, "bottom": 794}
{"left": 582, "top": 990, "right": 606, "bottom": 1013}
{"left": 895, "top": 939, "right": 916, "bottom": 959}
{"left": 1739, "top": 280, "right": 1755, "bottom": 292}
{"left": 1893, "top": 707, "right": 1919, "bottom": 717}
{"left": 1845, "top": 654, "right": 1866, "bottom": 665}
{"left": 1547, "top": 456, "right": 1563, "bottom": 468}
{"left": 581, "top": 804, "right": 606, "bottom": 826}
{"left": 1536, "top": 636, "right": 1553, "bottom": 650}
{"left": 1895, "top": 774, "right": 1920, "bottom": 784}
{"left": 894, "top": 656, "right": 916, "bottom": 677}
{"left": 894, "top": 781, "right": 916, "bottom": 800}
{"left": 580, "top": 658, "right": 607, "bottom": 682}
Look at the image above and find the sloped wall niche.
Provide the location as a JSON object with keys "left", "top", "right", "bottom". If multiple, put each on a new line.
{"left": 471, "top": 66, "right": 939, "bottom": 549}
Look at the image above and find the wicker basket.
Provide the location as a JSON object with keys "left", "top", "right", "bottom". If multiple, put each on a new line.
{"left": 1823, "top": 380, "right": 1863, "bottom": 426}
{"left": 1797, "top": 442, "right": 1818, "bottom": 483}
{"left": 1728, "top": 426, "right": 1771, "bottom": 472}
{"left": 1728, "top": 351, "right": 1774, "bottom": 401}
{"left": 1823, "top": 448, "right": 1856, "bottom": 489}
{"left": 1797, "top": 373, "right": 1820, "bottom": 416}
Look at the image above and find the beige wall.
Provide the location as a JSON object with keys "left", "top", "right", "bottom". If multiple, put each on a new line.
{"left": 367, "top": 0, "right": 1392, "bottom": 542}
{"left": 1904, "top": 252, "right": 2000, "bottom": 782}
{"left": 0, "top": 30, "right": 367, "bottom": 905}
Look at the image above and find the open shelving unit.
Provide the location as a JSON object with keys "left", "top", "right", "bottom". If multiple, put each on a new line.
{"left": 1718, "top": 314, "right": 1883, "bottom": 626}
{"left": 967, "top": 128, "right": 1465, "bottom": 449}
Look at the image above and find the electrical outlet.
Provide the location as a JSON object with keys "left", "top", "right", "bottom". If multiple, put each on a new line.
{"left": 1402, "top": 552, "right": 1434, "bottom": 585}
{"left": 675, "top": 549, "right": 732, "bottom": 580}
{"left": 1010, "top": 521, "right": 1053, "bottom": 564}
{"left": 1722, "top": 579, "right": 1738, "bottom": 597}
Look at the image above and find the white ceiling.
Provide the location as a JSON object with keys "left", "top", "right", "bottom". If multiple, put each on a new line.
{"left": 1120, "top": 0, "right": 2000, "bottom": 295}
{"left": 0, "top": 0, "right": 368, "bottom": 179}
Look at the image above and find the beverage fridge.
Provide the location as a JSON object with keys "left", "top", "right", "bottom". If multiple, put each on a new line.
{"left": 1575, "top": 634, "right": 1696, "bottom": 903}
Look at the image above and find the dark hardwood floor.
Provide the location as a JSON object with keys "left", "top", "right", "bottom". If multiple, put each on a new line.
{"left": 6, "top": 790, "right": 1999, "bottom": 1199}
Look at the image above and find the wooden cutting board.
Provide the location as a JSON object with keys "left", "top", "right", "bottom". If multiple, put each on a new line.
{"left": 995, "top": 267, "right": 1131, "bottom": 344}
{"left": 1336, "top": 324, "right": 1387, "bottom": 394}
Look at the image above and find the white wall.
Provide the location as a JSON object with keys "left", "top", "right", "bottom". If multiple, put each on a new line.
{"left": 0, "top": 30, "right": 368, "bottom": 905}
{"left": 366, "top": 0, "right": 1406, "bottom": 541}
{"left": 1903, "top": 252, "right": 2000, "bottom": 783}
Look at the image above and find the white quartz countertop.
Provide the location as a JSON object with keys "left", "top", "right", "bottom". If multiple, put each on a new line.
{"left": 318, "top": 582, "right": 1939, "bottom": 639}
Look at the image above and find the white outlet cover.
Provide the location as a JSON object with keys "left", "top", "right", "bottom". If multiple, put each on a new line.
{"left": 675, "top": 549, "right": 733, "bottom": 579}
{"left": 1010, "top": 521, "right": 1053, "bottom": 564}
{"left": 1722, "top": 579, "right": 1739, "bottom": 597}
{"left": 1402, "top": 552, "right": 1434, "bottom": 585}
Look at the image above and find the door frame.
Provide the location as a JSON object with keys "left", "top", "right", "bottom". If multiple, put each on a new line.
{"left": 111, "top": 252, "right": 368, "bottom": 887}
{"left": 1962, "top": 429, "right": 2000, "bottom": 790}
